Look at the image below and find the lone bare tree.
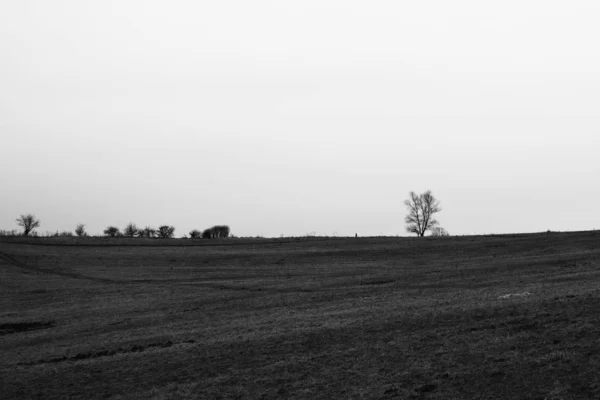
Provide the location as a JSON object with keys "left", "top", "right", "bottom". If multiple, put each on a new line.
{"left": 16, "top": 214, "right": 40, "bottom": 236}
{"left": 404, "top": 190, "right": 441, "bottom": 237}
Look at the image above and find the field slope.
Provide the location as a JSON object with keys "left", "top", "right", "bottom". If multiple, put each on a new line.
{"left": 1, "top": 231, "right": 600, "bottom": 399}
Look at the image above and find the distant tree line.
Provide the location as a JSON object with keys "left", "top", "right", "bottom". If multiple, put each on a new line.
{"left": 6, "top": 214, "right": 232, "bottom": 239}
{"left": 102, "top": 223, "right": 230, "bottom": 239}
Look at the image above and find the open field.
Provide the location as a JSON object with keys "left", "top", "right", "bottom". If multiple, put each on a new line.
{"left": 1, "top": 231, "right": 600, "bottom": 399}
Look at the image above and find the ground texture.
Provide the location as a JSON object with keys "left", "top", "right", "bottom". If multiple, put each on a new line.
{"left": 1, "top": 232, "right": 600, "bottom": 399}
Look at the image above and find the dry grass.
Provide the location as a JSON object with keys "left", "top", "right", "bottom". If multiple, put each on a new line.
{"left": 1, "top": 231, "right": 600, "bottom": 399}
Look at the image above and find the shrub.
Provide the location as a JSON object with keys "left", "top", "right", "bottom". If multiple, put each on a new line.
{"left": 104, "top": 226, "right": 121, "bottom": 237}
{"left": 157, "top": 225, "right": 175, "bottom": 239}
{"left": 189, "top": 229, "right": 202, "bottom": 239}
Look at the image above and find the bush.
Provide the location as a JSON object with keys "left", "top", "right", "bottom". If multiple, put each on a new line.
{"left": 104, "top": 226, "right": 121, "bottom": 237}
{"left": 157, "top": 225, "right": 175, "bottom": 239}
{"left": 124, "top": 222, "right": 138, "bottom": 238}
{"left": 189, "top": 229, "right": 202, "bottom": 239}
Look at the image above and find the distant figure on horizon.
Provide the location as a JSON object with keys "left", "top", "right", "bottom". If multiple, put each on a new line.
{"left": 355, "top": 233, "right": 357, "bottom": 238}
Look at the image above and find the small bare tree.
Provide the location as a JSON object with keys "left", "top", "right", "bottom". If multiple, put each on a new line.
{"left": 16, "top": 214, "right": 40, "bottom": 236}
{"left": 157, "top": 225, "right": 175, "bottom": 239}
{"left": 75, "top": 223, "right": 87, "bottom": 237}
{"left": 124, "top": 222, "right": 138, "bottom": 238}
{"left": 404, "top": 190, "right": 441, "bottom": 237}
{"left": 103, "top": 226, "right": 120, "bottom": 237}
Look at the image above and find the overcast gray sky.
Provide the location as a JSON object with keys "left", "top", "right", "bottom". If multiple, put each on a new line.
{"left": 1, "top": 1, "right": 599, "bottom": 237}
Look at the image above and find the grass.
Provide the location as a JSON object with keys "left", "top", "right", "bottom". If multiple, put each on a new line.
{"left": 1, "top": 231, "right": 599, "bottom": 399}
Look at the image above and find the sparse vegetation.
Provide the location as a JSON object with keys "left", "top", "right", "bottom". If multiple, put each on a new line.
{"left": 15, "top": 214, "right": 40, "bottom": 236}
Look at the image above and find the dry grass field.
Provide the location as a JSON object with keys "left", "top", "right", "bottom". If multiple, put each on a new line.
{"left": 1, "top": 231, "right": 600, "bottom": 399}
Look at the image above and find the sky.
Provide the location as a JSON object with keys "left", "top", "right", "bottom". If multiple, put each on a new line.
{"left": 1, "top": 0, "right": 599, "bottom": 237}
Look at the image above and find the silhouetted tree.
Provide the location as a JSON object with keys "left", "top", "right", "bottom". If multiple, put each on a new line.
{"left": 75, "top": 224, "right": 86, "bottom": 237}
{"left": 124, "top": 222, "right": 138, "bottom": 238}
{"left": 189, "top": 229, "right": 202, "bottom": 239}
{"left": 138, "top": 226, "right": 156, "bottom": 238}
{"left": 104, "top": 226, "right": 120, "bottom": 237}
{"left": 202, "top": 225, "right": 230, "bottom": 239}
{"left": 214, "top": 225, "right": 230, "bottom": 238}
{"left": 16, "top": 214, "right": 40, "bottom": 236}
{"left": 157, "top": 225, "right": 175, "bottom": 239}
{"left": 404, "top": 190, "right": 441, "bottom": 237}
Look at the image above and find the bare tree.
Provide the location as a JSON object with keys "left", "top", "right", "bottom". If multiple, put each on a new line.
{"left": 157, "top": 225, "right": 175, "bottom": 239}
{"left": 202, "top": 225, "right": 230, "bottom": 239}
{"left": 124, "top": 222, "right": 138, "bottom": 237}
{"left": 16, "top": 214, "right": 40, "bottom": 236}
{"left": 404, "top": 190, "right": 441, "bottom": 237}
{"left": 103, "top": 226, "right": 120, "bottom": 237}
{"left": 138, "top": 226, "right": 156, "bottom": 238}
{"left": 75, "top": 224, "right": 87, "bottom": 237}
